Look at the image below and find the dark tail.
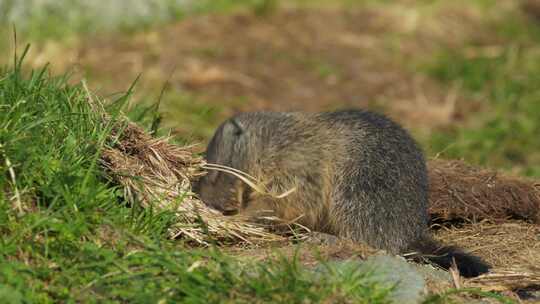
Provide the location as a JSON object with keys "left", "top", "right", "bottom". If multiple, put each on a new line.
{"left": 408, "top": 237, "right": 490, "bottom": 278}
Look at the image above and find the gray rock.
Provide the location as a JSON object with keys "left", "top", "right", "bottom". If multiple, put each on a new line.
{"left": 358, "top": 255, "right": 427, "bottom": 304}
{"left": 315, "top": 255, "right": 428, "bottom": 304}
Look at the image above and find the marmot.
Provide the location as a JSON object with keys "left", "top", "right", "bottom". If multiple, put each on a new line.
{"left": 196, "top": 109, "right": 489, "bottom": 277}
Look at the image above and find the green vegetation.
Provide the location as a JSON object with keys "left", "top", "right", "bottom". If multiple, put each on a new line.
{"left": 424, "top": 10, "right": 540, "bottom": 177}
{"left": 159, "top": 91, "right": 235, "bottom": 143}
{"left": 0, "top": 50, "right": 397, "bottom": 302}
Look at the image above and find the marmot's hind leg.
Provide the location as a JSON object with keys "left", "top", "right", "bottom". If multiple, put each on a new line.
{"left": 331, "top": 191, "right": 420, "bottom": 254}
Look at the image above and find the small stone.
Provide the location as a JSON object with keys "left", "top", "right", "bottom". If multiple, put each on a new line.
{"left": 314, "top": 255, "right": 428, "bottom": 304}
{"left": 359, "top": 255, "right": 427, "bottom": 304}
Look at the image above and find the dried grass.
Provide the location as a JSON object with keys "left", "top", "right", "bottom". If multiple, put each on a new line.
{"left": 428, "top": 159, "right": 540, "bottom": 224}
{"left": 435, "top": 221, "right": 540, "bottom": 294}
{"left": 99, "top": 119, "right": 296, "bottom": 245}
{"left": 466, "top": 270, "right": 540, "bottom": 292}
{"left": 80, "top": 79, "right": 297, "bottom": 246}
{"left": 428, "top": 160, "right": 540, "bottom": 292}
{"left": 434, "top": 221, "right": 540, "bottom": 271}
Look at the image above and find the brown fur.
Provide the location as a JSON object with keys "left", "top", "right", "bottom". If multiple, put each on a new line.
{"left": 196, "top": 109, "right": 490, "bottom": 277}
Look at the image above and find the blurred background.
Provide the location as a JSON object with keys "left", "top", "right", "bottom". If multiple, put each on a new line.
{"left": 1, "top": 0, "right": 539, "bottom": 176}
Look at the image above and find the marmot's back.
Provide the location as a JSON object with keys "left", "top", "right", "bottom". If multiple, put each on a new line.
{"left": 196, "top": 109, "right": 489, "bottom": 277}
{"left": 315, "top": 110, "right": 430, "bottom": 252}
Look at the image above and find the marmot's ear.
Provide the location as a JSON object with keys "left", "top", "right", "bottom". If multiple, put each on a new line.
{"left": 230, "top": 118, "right": 245, "bottom": 136}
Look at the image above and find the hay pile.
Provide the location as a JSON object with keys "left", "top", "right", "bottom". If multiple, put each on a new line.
{"left": 81, "top": 80, "right": 292, "bottom": 245}
{"left": 434, "top": 221, "right": 540, "bottom": 293}
{"left": 428, "top": 159, "right": 540, "bottom": 224}
{"left": 100, "top": 119, "right": 291, "bottom": 245}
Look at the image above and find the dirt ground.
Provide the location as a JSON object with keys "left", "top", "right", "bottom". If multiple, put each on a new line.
{"left": 27, "top": 3, "right": 503, "bottom": 136}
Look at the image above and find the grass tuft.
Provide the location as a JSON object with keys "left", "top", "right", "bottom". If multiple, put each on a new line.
{"left": 424, "top": 16, "right": 540, "bottom": 176}
{"left": 0, "top": 49, "right": 396, "bottom": 303}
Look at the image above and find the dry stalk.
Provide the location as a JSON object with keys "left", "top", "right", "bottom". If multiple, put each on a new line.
{"left": 465, "top": 269, "right": 540, "bottom": 292}
{"left": 84, "top": 86, "right": 299, "bottom": 245}
{"left": 99, "top": 127, "right": 296, "bottom": 245}
{"left": 203, "top": 163, "right": 297, "bottom": 199}
{"left": 1, "top": 142, "right": 23, "bottom": 214}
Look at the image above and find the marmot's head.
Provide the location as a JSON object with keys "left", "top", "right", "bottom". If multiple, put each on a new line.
{"left": 195, "top": 112, "right": 297, "bottom": 214}
{"left": 195, "top": 115, "right": 251, "bottom": 214}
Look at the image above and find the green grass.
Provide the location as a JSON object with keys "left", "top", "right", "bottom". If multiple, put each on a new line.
{"left": 0, "top": 50, "right": 400, "bottom": 303}
{"left": 159, "top": 91, "right": 233, "bottom": 144}
{"left": 126, "top": 89, "right": 237, "bottom": 144}
{"left": 423, "top": 10, "right": 540, "bottom": 177}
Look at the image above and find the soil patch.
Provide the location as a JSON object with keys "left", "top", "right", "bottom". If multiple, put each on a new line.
{"left": 44, "top": 4, "right": 501, "bottom": 134}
